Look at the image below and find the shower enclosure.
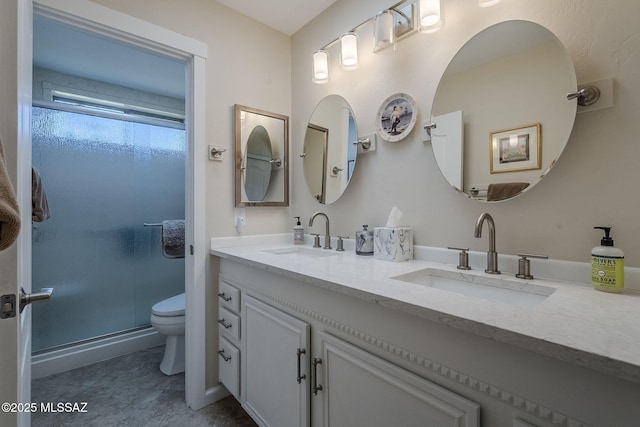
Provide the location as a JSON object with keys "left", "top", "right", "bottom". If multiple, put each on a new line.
{"left": 31, "top": 106, "right": 185, "bottom": 353}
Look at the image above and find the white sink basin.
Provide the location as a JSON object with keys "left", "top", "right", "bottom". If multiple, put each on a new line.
{"left": 263, "top": 247, "right": 342, "bottom": 258}
{"left": 391, "top": 268, "right": 555, "bottom": 308}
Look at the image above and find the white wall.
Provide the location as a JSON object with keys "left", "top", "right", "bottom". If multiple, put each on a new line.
{"left": 292, "top": 0, "right": 640, "bottom": 269}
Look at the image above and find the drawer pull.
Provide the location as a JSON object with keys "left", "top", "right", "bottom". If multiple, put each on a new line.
{"left": 218, "top": 318, "right": 232, "bottom": 329}
{"left": 218, "top": 349, "right": 231, "bottom": 362}
{"left": 312, "top": 357, "right": 323, "bottom": 395}
{"left": 218, "top": 292, "right": 232, "bottom": 302}
{"left": 296, "top": 348, "right": 306, "bottom": 383}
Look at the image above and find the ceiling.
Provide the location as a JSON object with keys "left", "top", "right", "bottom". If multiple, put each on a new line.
{"left": 215, "top": 0, "right": 338, "bottom": 35}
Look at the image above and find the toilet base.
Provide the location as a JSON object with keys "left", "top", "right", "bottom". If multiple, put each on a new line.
{"left": 160, "top": 335, "right": 185, "bottom": 375}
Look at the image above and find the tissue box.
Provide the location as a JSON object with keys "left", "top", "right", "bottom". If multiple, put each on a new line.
{"left": 373, "top": 227, "right": 413, "bottom": 262}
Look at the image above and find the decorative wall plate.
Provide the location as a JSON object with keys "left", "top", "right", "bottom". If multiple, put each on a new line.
{"left": 375, "top": 93, "right": 417, "bottom": 142}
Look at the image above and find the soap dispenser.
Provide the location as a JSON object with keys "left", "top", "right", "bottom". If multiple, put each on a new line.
{"left": 293, "top": 217, "right": 305, "bottom": 245}
{"left": 591, "top": 226, "right": 624, "bottom": 293}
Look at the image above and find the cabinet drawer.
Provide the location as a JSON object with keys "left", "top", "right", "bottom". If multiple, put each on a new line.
{"left": 218, "top": 336, "right": 240, "bottom": 399}
{"left": 218, "top": 280, "right": 240, "bottom": 312}
{"left": 218, "top": 306, "right": 240, "bottom": 340}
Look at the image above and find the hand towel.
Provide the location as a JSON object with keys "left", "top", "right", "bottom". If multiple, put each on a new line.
{"left": 162, "top": 220, "right": 185, "bottom": 259}
{"left": 487, "top": 182, "right": 529, "bottom": 202}
{"left": 32, "top": 167, "right": 50, "bottom": 222}
{"left": 0, "top": 137, "right": 21, "bottom": 251}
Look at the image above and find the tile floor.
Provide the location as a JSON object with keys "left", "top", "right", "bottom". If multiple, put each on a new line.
{"left": 31, "top": 346, "right": 257, "bottom": 427}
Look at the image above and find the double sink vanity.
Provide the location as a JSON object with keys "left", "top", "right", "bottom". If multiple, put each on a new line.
{"left": 222, "top": 9, "right": 640, "bottom": 426}
{"left": 211, "top": 227, "right": 640, "bottom": 427}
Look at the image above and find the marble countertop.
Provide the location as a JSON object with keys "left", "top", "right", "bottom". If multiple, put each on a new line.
{"left": 210, "top": 234, "right": 640, "bottom": 384}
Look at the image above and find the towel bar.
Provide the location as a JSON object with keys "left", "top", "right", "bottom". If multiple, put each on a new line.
{"left": 143, "top": 223, "right": 162, "bottom": 227}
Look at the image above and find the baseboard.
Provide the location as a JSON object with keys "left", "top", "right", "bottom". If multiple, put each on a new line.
{"left": 32, "top": 327, "right": 165, "bottom": 379}
{"left": 205, "top": 384, "right": 231, "bottom": 407}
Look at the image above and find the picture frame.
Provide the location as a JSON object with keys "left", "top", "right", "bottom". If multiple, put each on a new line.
{"left": 375, "top": 93, "right": 417, "bottom": 142}
{"left": 490, "top": 123, "right": 541, "bottom": 173}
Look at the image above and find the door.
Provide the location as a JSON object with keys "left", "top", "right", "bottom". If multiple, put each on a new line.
{"left": 431, "top": 110, "right": 464, "bottom": 190}
{"left": 0, "top": 0, "right": 32, "bottom": 426}
{"left": 242, "top": 295, "right": 310, "bottom": 427}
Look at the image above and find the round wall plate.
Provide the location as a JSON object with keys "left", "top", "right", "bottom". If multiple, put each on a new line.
{"left": 375, "top": 93, "right": 417, "bottom": 142}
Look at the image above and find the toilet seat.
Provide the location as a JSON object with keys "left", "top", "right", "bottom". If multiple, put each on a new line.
{"left": 152, "top": 293, "right": 185, "bottom": 317}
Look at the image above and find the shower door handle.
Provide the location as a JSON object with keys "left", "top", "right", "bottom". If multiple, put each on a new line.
{"left": 19, "top": 287, "right": 53, "bottom": 313}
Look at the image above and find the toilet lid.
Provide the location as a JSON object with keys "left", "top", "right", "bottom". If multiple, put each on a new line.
{"left": 151, "top": 293, "right": 185, "bottom": 316}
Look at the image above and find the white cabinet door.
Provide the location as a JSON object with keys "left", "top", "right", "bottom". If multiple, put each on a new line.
{"left": 242, "top": 295, "right": 311, "bottom": 427}
{"left": 319, "top": 332, "right": 480, "bottom": 427}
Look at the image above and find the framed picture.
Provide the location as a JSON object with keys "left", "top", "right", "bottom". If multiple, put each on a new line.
{"left": 490, "top": 123, "right": 541, "bottom": 173}
{"left": 375, "top": 93, "right": 417, "bottom": 142}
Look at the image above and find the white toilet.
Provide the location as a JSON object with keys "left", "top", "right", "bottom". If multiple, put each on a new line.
{"left": 150, "top": 293, "right": 185, "bottom": 375}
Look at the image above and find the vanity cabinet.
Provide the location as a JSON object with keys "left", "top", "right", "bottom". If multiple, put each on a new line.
{"left": 317, "top": 332, "right": 479, "bottom": 426}
{"left": 242, "top": 295, "right": 310, "bottom": 427}
{"left": 217, "top": 279, "right": 241, "bottom": 399}
{"left": 220, "top": 268, "right": 479, "bottom": 427}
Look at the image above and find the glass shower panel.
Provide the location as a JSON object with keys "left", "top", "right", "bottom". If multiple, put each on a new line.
{"left": 31, "top": 107, "right": 185, "bottom": 352}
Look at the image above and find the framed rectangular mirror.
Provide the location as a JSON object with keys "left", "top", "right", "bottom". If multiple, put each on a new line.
{"left": 234, "top": 104, "right": 289, "bottom": 207}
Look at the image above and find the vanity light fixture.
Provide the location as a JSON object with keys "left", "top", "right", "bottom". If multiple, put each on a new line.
{"left": 373, "top": 10, "right": 395, "bottom": 52}
{"left": 312, "top": 49, "right": 330, "bottom": 84}
{"left": 311, "top": 0, "right": 441, "bottom": 84}
{"left": 340, "top": 32, "right": 359, "bottom": 70}
{"left": 419, "top": 0, "right": 443, "bottom": 33}
{"left": 478, "top": 0, "right": 501, "bottom": 7}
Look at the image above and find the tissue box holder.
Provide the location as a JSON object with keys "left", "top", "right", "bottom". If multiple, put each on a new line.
{"left": 373, "top": 227, "right": 413, "bottom": 262}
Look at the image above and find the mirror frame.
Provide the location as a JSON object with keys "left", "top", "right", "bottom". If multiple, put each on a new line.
{"left": 234, "top": 104, "right": 289, "bottom": 207}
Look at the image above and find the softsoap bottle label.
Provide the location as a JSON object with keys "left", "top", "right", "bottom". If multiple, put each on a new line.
{"left": 591, "top": 255, "right": 624, "bottom": 292}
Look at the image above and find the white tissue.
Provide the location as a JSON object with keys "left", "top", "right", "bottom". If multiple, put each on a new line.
{"left": 385, "top": 206, "right": 403, "bottom": 227}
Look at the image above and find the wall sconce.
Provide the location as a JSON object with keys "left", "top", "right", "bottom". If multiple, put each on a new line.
{"left": 312, "top": 49, "right": 329, "bottom": 84}
{"left": 419, "top": 0, "right": 443, "bottom": 33}
{"left": 373, "top": 10, "right": 395, "bottom": 52}
{"left": 478, "top": 0, "right": 501, "bottom": 7}
{"left": 340, "top": 32, "right": 359, "bottom": 70}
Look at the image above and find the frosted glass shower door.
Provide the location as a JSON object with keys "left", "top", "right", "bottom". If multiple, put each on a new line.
{"left": 31, "top": 107, "right": 185, "bottom": 352}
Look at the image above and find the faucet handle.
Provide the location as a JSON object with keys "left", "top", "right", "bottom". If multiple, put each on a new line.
{"left": 311, "top": 233, "right": 321, "bottom": 248}
{"left": 447, "top": 247, "right": 471, "bottom": 270}
{"left": 336, "top": 236, "right": 347, "bottom": 252}
{"left": 515, "top": 253, "right": 548, "bottom": 279}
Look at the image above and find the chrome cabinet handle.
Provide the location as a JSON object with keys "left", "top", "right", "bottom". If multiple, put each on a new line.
{"left": 296, "top": 348, "right": 306, "bottom": 383}
{"left": 312, "top": 358, "right": 323, "bottom": 395}
{"left": 217, "top": 349, "right": 231, "bottom": 362}
{"left": 217, "top": 318, "right": 232, "bottom": 329}
{"left": 217, "top": 292, "right": 232, "bottom": 302}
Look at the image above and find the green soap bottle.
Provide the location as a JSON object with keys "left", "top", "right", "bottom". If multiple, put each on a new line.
{"left": 591, "top": 226, "right": 624, "bottom": 293}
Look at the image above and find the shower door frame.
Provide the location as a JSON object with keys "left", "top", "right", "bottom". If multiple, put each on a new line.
{"left": 25, "top": 0, "right": 210, "bottom": 411}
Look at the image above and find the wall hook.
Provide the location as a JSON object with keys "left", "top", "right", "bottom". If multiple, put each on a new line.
{"left": 208, "top": 146, "right": 227, "bottom": 161}
{"left": 566, "top": 86, "right": 601, "bottom": 106}
{"left": 352, "top": 137, "right": 371, "bottom": 150}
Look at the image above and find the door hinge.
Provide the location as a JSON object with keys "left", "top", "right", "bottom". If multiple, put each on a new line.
{"left": 1, "top": 294, "right": 16, "bottom": 319}
{"left": 190, "top": 245, "right": 194, "bottom": 255}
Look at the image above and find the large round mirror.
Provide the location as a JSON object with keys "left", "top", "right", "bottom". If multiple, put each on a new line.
{"left": 431, "top": 20, "right": 577, "bottom": 202}
{"left": 243, "top": 125, "right": 273, "bottom": 201}
{"left": 303, "top": 95, "right": 358, "bottom": 204}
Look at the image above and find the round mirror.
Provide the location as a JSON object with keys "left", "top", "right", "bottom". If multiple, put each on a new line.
{"left": 431, "top": 20, "right": 577, "bottom": 202}
{"left": 303, "top": 95, "right": 358, "bottom": 204}
{"left": 243, "top": 125, "right": 273, "bottom": 201}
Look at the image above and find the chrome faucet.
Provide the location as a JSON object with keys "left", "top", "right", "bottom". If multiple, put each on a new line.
{"left": 309, "top": 212, "right": 331, "bottom": 249}
{"left": 474, "top": 212, "right": 500, "bottom": 274}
